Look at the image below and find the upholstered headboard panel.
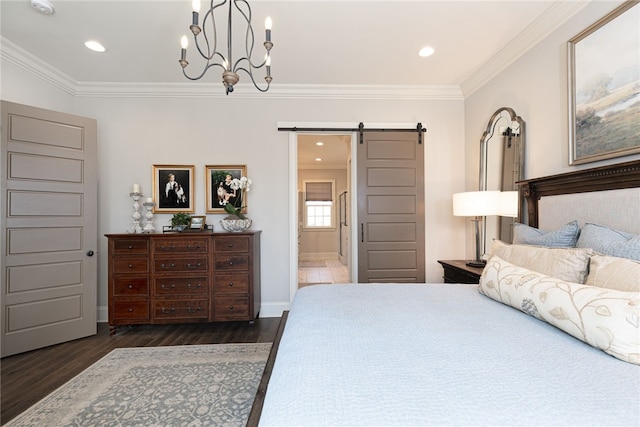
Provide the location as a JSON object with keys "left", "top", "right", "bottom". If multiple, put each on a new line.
{"left": 519, "top": 160, "right": 640, "bottom": 233}
{"left": 538, "top": 188, "right": 640, "bottom": 233}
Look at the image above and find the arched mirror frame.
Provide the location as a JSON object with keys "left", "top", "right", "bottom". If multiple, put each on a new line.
{"left": 479, "top": 107, "right": 526, "bottom": 257}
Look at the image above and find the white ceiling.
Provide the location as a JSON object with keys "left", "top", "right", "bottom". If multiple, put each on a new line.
{"left": 1, "top": 0, "right": 590, "bottom": 95}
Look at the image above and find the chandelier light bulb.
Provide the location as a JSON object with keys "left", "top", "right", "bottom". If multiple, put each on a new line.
{"left": 265, "top": 16, "right": 272, "bottom": 30}
{"left": 266, "top": 55, "right": 271, "bottom": 66}
{"left": 192, "top": 0, "right": 201, "bottom": 13}
{"left": 181, "top": 35, "right": 188, "bottom": 49}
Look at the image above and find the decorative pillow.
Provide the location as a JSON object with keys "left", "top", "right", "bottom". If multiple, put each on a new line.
{"left": 479, "top": 256, "right": 640, "bottom": 365}
{"left": 513, "top": 220, "right": 580, "bottom": 247}
{"left": 489, "top": 239, "right": 592, "bottom": 284}
{"left": 586, "top": 254, "right": 640, "bottom": 292}
{"left": 576, "top": 223, "right": 640, "bottom": 261}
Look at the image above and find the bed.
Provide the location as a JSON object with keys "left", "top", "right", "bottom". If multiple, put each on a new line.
{"left": 248, "top": 160, "right": 640, "bottom": 427}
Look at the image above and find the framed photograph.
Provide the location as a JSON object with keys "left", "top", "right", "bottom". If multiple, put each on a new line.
{"left": 152, "top": 165, "right": 195, "bottom": 213}
{"left": 568, "top": 1, "right": 640, "bottom": 165}
{"left": 205, "top": 165, "right": 247, "bottom": 214}
{"left": 189, "top": 215, "right": 206, "bottom": 230}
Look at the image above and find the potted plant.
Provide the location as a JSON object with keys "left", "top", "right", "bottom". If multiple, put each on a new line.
{"left": 170, "top": 212, "right": 191, "bottom": 231}
{"left": 220, "top": 176, "right": 253, "bottom": 232}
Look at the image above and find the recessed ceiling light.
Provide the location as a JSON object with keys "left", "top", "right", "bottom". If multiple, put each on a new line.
{"left": 418, "top": 46, "right": 435, "bottom": 57}
{"left": 316, "top": 142, "right": 324, "bottom": 146}
{"left": 85, "top": 40, "right": 106, "bottom": 53}
{"left": 315, "top": 158, "right": 322, "bottom": 162}
{"left": 30, "top": 0, "right": 54, "bottom": 15}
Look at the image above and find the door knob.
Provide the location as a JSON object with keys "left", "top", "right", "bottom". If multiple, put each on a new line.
{"left": 86, "top": 250, "right": 95, "bottom": 256}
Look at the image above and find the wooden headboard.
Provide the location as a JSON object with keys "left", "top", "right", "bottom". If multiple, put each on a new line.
{"left": 518, "top": 159, "right": 640, "bottom": 229}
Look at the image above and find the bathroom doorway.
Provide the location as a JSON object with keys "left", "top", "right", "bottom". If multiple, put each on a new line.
{"left": 297, "top": 133, "right": 352, "bottom": 287}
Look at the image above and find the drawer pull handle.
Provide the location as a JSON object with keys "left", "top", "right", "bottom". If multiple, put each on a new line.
{"left": 186, "top": 263, "right": 201, "bottom": 269}
{"left": 128, "top": 308, "right": 134, "bottom": 312}
{"left": 187, "top": 283, "right": 201, "bottom": 289}
{"left": 128, "top": 264, "right": 133, "bottom": 269}
{"left": 228, "top": 243, "right": 234, "bottom": 248}
{"left": 187, "top": 244, "right": 201, "bottom": 250}
{"left": 228, "top": 282, "right": 234, "bottom": 287}
{"left": 161, "top": 283, "right": 176, "bottom": 289}
{"left": 160, "top": 263, "right": 176, "bottom": 269}
{"left": 161, "top": 307, "right": 176, "bottom": 314}
{"left": 228, "top": 305, "right": 234, "bottom": 310}
{"left": 187, "top": 306, "right": 202, "bottom": 313}
{"left": 128, "top": 284, "right": 133, "bottom": 289}
{"left": 160, "top": 245, "right": 176, "bottom": 251}
{"left": 228, "top": 261, "right": 234, "bottom": 266}
{"left": 128, "top": 245, "right": 133, "bottom": 249}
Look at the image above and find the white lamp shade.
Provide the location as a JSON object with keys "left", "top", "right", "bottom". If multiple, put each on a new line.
{"left": 499, "top": 191, "right": 519, "bottom": 217}
{"left": 453, "top": 191, "right": 501, "bottom": 217}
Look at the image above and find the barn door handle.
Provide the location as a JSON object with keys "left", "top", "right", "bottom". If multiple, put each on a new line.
{"left": 86, "top": 250, "right": 94, "bottom": 256}
{"left": 360, "top": 224, "right": 364, "bottom": 243}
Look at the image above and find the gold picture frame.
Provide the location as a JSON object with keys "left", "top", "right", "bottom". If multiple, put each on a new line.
{"left": 152, "top": 164, "right": 195, "bottom": 213}
{"left": 189, "top": 215, "right": 206, "bottom": 230}
{"left": 205, "top": 165, "right": 247, "bottom": 214}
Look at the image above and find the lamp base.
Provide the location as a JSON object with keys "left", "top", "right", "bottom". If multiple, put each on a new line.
{"left": 466, "top": 259, "right": 486, "bottom": 268}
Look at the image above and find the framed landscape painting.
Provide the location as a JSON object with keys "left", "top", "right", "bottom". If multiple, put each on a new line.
{"left": 152, "top": 164, "right": 195, "bottom": 213}
{"left": 205, "top": 165, "right": 247, "bottom": 214}
{"left": 568, "top": 1, "right": 640, "bottom": 165}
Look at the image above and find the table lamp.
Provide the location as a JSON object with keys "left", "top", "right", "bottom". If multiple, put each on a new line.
{"left": 453, "top": 190, "right": 501, "bottom": 267}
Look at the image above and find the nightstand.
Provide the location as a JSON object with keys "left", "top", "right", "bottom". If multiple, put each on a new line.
{"left": 437, "top": 260, "right": 484, "bottom": 284}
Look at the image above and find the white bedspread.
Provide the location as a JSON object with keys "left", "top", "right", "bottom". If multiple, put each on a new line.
{"left": 259, "top": 284, "right": 640, "bottom": 427}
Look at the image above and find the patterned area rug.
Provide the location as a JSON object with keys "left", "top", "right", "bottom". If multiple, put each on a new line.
{"left": 6, "top": 343, "right": 271, "bottom": 427}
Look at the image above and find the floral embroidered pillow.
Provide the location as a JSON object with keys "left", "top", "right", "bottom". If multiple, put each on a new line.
{"left": 479, "top": 255, "right": 640, "bottom": 365}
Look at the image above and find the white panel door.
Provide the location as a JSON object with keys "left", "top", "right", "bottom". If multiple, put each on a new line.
{"left": 1, "top": 101, "right": 98, "bottom": 357}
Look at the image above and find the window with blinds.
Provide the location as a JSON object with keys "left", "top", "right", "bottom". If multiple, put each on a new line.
{"left": 304, "top": 180, "right": 335, "bottom": 229}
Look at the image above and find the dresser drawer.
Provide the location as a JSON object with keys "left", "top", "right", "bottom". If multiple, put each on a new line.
{"left": 113, "top": 277, "right": 149, "bottom": 296}
{"left": 153, "top": 257, "right": 208, "bottom": 273}
{"left": 214, "top": 297, "right": 250, "bottom": 319}
{"left": 154, "top": 277, "right": 208, "bottom": 296}
{"left": 111, "top": 238, "right": 149, "bottom": 255}
{"left": 112, "top": 300, "right": 149, "bottom": 320}
{"left": 153, "top": 299, "right": 209, "bottom": 319}
{"left": 214, "top": 255, "right": 249, "bottom": 271}
{"left": 113, "top": 258, "right": 149, "bottom": 274}
{"left": 214, "top": 236, "right": 249, "bottom": 253}
{"left": 213, "top": 274, "right": 249, "bottom": 294}
{"left": 152, "top": 238, "right": 209, "bottom": 254}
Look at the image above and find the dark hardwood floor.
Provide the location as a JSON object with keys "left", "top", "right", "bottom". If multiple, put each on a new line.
{"left": 0, "top": 318, "right": 280, "bottom": 425}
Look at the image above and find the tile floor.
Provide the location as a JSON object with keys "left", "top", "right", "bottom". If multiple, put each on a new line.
{"left": 298, "top": 259, "right": 350, "bottom": 288}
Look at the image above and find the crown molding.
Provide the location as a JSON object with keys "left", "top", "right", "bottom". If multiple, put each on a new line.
{"left": 1, "top": 37, "right": 77, "bottom": 96}
{"left": 2, "top": 36, "right": 462, "bottom": 101}
{"left": 460, "top": 0, "right": 591, "bottom": 97}
{"left": 75, "top": 82, "right": 463, "bottom": 101}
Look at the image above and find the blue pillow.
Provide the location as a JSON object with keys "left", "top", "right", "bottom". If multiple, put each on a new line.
{"left": 513, "top": 220, "right": 580, "bottom": 247}
{"left": 576, "top": 223, "right": 640, "bottom": 261}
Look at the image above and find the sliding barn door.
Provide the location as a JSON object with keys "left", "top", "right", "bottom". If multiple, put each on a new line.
{"left": 357, "top": 131, "right": 425, "bottom": 282}
{"left": 1, "top": 101, "right": 98, "bottom": 357}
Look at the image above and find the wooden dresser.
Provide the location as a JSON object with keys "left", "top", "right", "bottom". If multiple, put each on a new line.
{"left": 106, "top": 231, "right": 261, "bottom": 333}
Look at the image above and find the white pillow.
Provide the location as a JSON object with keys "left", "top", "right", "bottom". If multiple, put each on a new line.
{"left": 586, "top": 254, "right": 640, "bottom": 292}
{"left": 479, "top": 255, "right": 640, "bottom": 365}
{"left": 489, "top": 240, "right": 592, "bottom": 284}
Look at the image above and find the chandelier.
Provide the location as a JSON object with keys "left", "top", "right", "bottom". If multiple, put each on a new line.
{"left": 179, "top": 0, "right": 273, "bottom": 95}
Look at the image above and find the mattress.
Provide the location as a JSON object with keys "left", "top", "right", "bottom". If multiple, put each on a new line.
{"left": 259, "top": 284, "right": 640, "bottom": 426}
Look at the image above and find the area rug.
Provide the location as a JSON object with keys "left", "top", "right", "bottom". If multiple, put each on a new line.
{"left": 6, "top": 343, "right": 271, "bottom": 427}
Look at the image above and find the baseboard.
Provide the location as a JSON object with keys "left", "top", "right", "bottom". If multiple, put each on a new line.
{"left": 259, "top": 302, "right": 290, "bottom": 318}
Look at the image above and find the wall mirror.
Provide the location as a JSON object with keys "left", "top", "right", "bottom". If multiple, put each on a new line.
{"left": 479, "top": 107, "right": 525, "bottom": 257}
